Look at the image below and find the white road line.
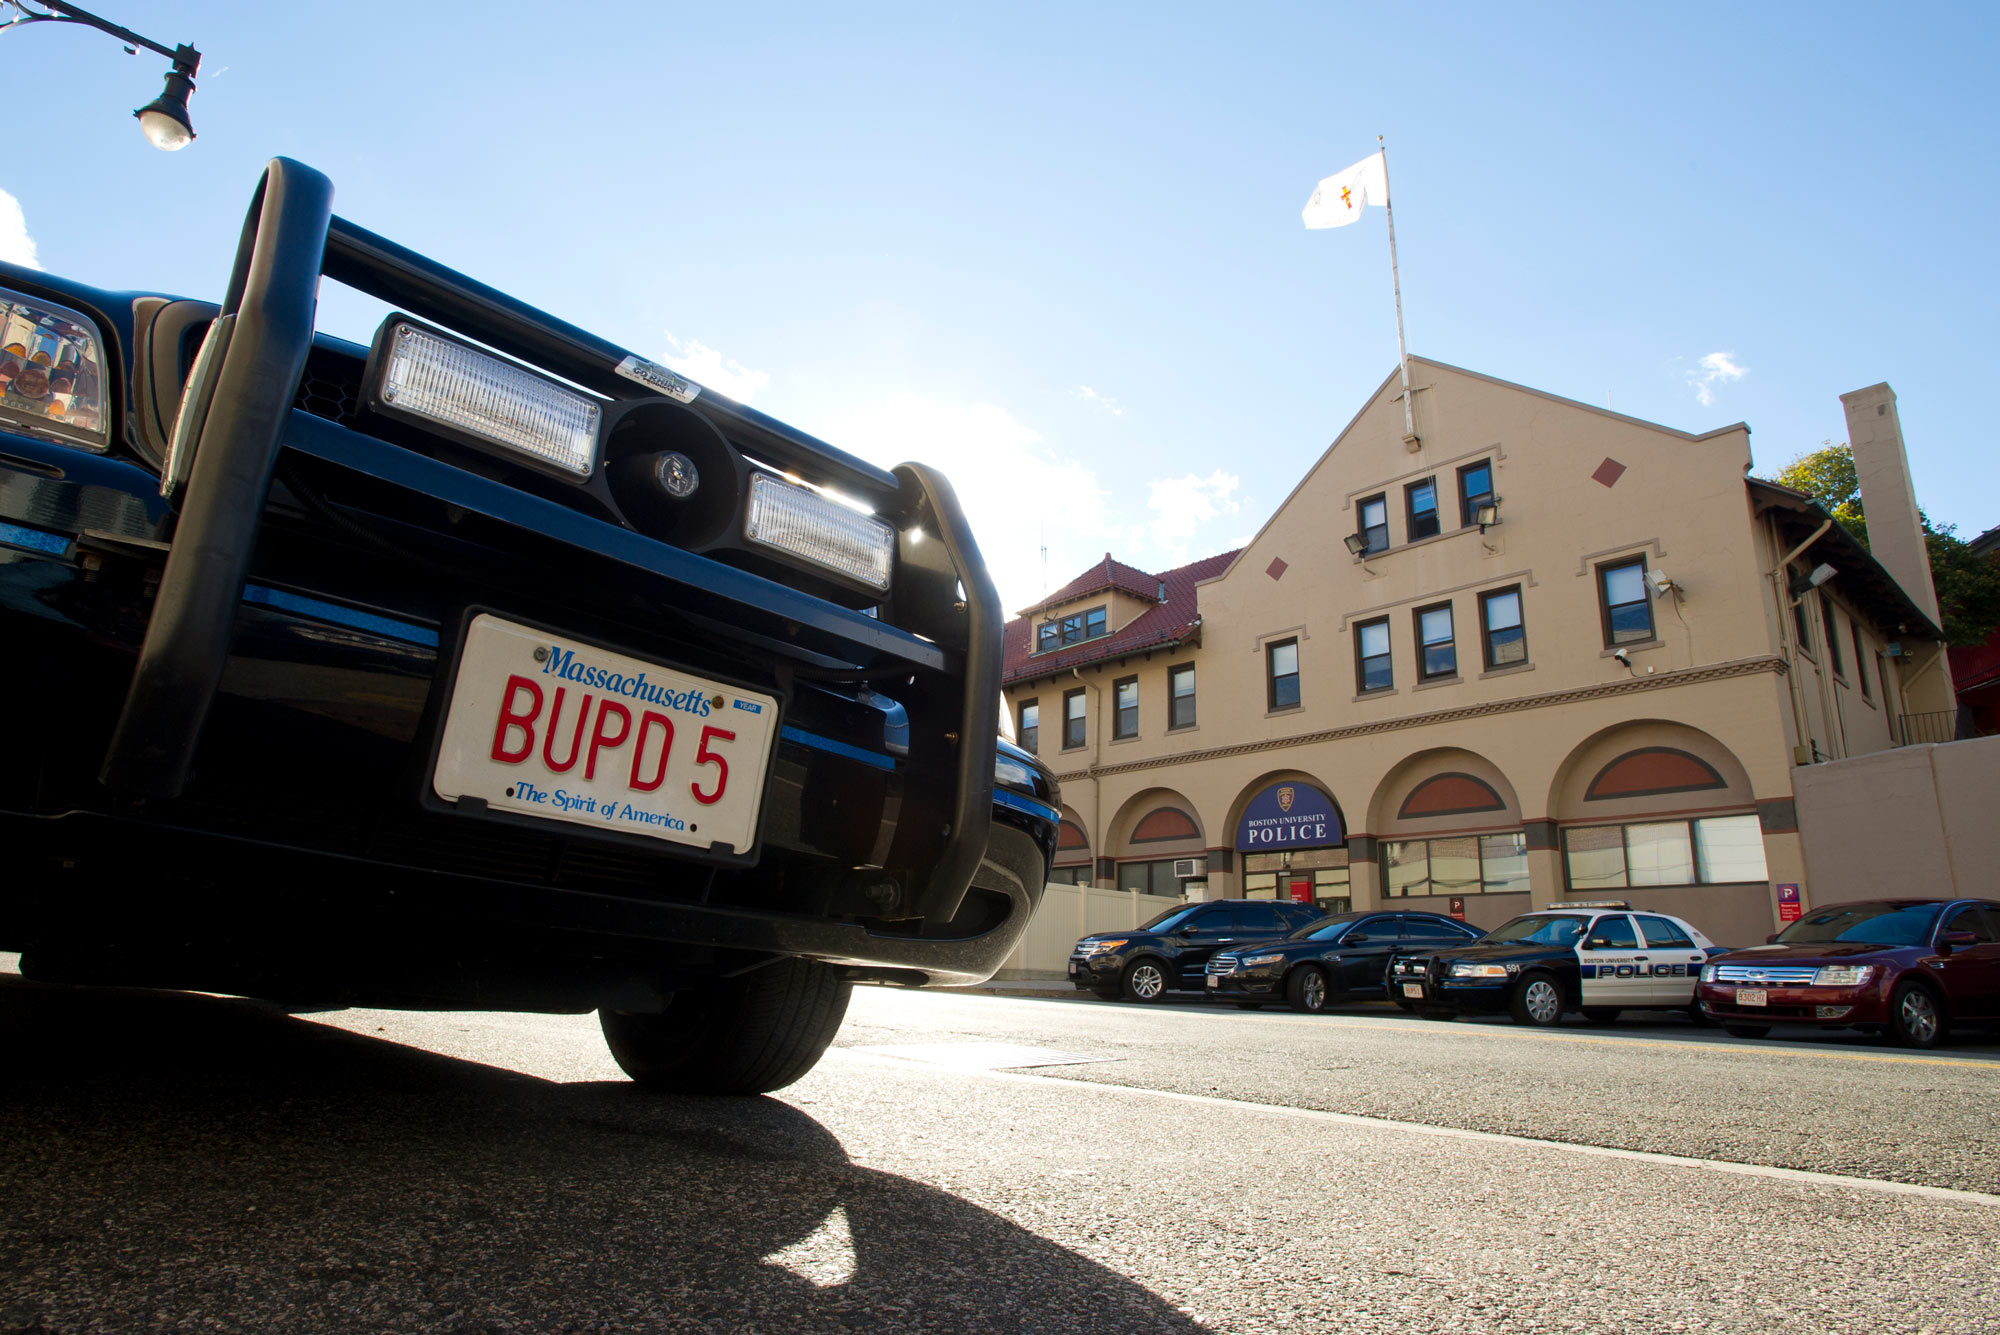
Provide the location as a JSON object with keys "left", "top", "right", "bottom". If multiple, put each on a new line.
{"left": 829, "top": 1048, "right": 2000, "bottom": 1208}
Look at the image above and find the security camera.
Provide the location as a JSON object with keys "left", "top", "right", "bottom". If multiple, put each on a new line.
{"left": 1613, "top": 648, "right": 1632, "bottom": 667}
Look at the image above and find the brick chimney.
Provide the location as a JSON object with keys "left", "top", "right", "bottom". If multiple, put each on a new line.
{"left": 1840, "top": 383, "right": 1941, "bottom": 625}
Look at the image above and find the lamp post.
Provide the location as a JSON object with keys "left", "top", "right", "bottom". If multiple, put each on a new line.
{"left": 1, "top": 0, "right": 202, "bottom": 150}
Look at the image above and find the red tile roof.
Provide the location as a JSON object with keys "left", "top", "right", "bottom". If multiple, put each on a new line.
{"left": 1003, "top": 549, "right": 1240, "bottom": 687}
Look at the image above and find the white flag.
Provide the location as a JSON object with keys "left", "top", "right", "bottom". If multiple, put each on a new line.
{"left": 1302, "top": 152, "right": 1388, "bottom": 229}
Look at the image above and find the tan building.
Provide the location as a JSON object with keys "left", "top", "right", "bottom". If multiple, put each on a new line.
{"left": 1002, "top": 360, "right": 1953, "bottom": 947}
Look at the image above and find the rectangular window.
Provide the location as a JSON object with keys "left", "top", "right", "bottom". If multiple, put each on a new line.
{"left": 1036, "top": 622, "right": 1058, "bottom": 653}
{"left": 1822, "top": 595, "right": 1844, "bottom": 678}
{"left": 1018, "top": 699, "right": 1039, "bottom": 754}
{"left": 1118, "top": 860, "right": 1180, "bottom": 896}
{"left": 1267, "top": 638, "right": 1301, "bottom": 710}
{"left": 1564, "top": 815, "right": 1770, "bottom": 889}
{"left": 1356, "top": 618, "right": 1392, "bottom": 693}
{"left": 1851, "top": 623, "right": 1870, "bottom": 699}
{"left": 1563, "top": 825, "right": 1629, "bottom": 889}
{"left": 1406, "top": 477, "right": 1440, "bottom": 542}
{"left": 1693, "top": 814, "right": 1768, "bottom": 882}
{"left": 1480, "top": 586, "right": 1527, "bottom": 668}
{"left": 1624, "top": 821, "right": 1696, "bottom": 886}
{"left": 1382, "top": 836, "right": 1526, "bottom": 896}
{"left": 1598, "top": 556, "right": 1654, "bottom": 646}
{"left": 1357, "top": 494, "right": 1389, "bottom": 554}
{"left": 1458, "top": 460, "right": 1495, "bottom": 529}
{"left": 1168, "top": 663, "right": 1196, "bottom": 729}
{"left": 1054, "top": 605, "right": 1108, "bottom": 647}
{"left": 1113, "top": 676, "right": 1138, "bottom": 739}
{"left": 1429, "top": 836, "right": 1480, "bottom": 892}
{"left": 1416, "top": 602, "right": 1456, "bottom": 680}
{"left": 1788, "top": 566, "right": 1813, "bottom": 654}
{"left": 1062, "top": 688, "right": 1086, "bottom": 749}
{"left": 1385, "top": 840, "right": 1431, "bottom": 896}
{"left": 1479, "top": 833, "right": 1529, "bottom": 893}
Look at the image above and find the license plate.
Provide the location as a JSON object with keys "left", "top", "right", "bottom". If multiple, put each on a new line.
{"left": 433, "top": 614, "right": 778, "bottom": 854}
{"left": 1207, "top": 975, "right": 1219, "bottom": 988}
{"left": 1736, "top": 987, "right": 1768, "bottom": 1007}
{"left": 1068, "top": 962, "right": 1080, "bottom": 977}
{"left": 1401, "top": 982, "right": 1424, "bottom": 998}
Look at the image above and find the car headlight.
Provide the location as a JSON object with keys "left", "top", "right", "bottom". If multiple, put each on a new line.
{"left": 1078, "top": 939, "right": 1126, "bottom": 955}
{"left": 0, "top": 288, "right": 110, "bottom": 452}
{"left": 745, "top": 471, "right": 895, "bottom": 592}
{"left": 1700, "top": 964, "right": 1717, "bottom": 983}
{"left": 1239, "top": 952, "right": 1285, "bottom": 968}
{"left": 1450, "top": 962, "right": 1514, "bottom": 979}
{"left": 1811, "top": 965, "right": 1875, "bottom": 987}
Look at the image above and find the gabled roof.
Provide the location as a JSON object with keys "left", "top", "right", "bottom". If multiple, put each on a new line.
{"left": 1015, "top": 553, "right": 1162, "bottom": 619}
{"left": 1003, "top": 549, "right": 1240, "bottom": 687}
{"left": 1747, "top": 478, "right": 1944, "bottom": 641}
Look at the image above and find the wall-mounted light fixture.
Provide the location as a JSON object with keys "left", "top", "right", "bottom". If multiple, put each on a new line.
{"left": 1474, "top": 497, "right": 1502, "bottom": 533}
{"left": 1787, "top": 563, "right": 1837, "bottom": 597}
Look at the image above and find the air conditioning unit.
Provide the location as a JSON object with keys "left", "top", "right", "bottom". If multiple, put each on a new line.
{"left": 1173, "top": 857, "right": 1207, "bottom": 879}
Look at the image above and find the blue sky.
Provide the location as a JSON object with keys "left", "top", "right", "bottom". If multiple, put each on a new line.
{"left": 6, "top": 1, "right": 1996, "bottom": 613}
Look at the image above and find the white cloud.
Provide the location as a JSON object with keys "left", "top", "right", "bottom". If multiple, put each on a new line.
{"left": 658, "top": 332, "right": 769, "bottom": 404}
{"left": 1147, "top": 470, "right": 1241, "bottom": 557}
{"left": 1687, "top": 351, "right": 1746, "bottom": 407}
{"left": 0, "top": 189, "right": 39, "bottom": 269}
{"left": 1075, "top": 385, "right": 1124, "bottom": 416}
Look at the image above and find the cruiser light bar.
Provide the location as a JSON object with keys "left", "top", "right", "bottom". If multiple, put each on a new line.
{"left": 744, "top": 471, "right": 894, "bottom": 592}
{"left": 369, "top": 318, "right": 601, "bottom": 479}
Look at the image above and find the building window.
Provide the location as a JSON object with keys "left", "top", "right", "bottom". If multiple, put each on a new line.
{"left": 1822, "top": 595, "right": 1844, "bottom": 678}
{"left": 1355, "top": 617, "right": 1392, "bottom": 693}
{"left": 1406, "top": 477, "right": 1440, "bottom": 542}
{"left": 1384, "top": 833, "right": 1529, "bottom": 895}
{"left": 1017, "top": 699, "right": 1039, "bottom": 754}
{"left": 1062, "top": 688, "right": 1086, "bottom": 749}
{"left": 1416, "top": 602, "right": 1456, "bottom": 680}
{"left": 1563, "top": 813, "right": 1768, "bottom": 888}
{"left": 1598, "top": 556, "right": 1654, "bottom": 646}
{"left": 1480, "top": 586, "right": 1527, "bottom": 668}
{"left": 1852, "top": 622, "right": 1870, "bottom": 699}
{"left": 1117, "top": 859, "right": 1186, "bottom": 897}
{"left": 1168, "top": 663, "right": 1196, "bottom": 729}
{"left": 1356, "top": 494, "right": 1389, "bottom": 554}
{"left": 1788, "top": 565, "right": 1814, "bottom": 655}
{"left": 1046, "top": 866, "right": 1092, "bottom": 886}
{"left": 1036, "top": 623, "right": 1057, "bottom": 653}
{"left": 1113, "top": 676, "right": 1138, "bottom": 739}
{"left": 1039, "top": 605, "right": 1108, "bottom": 653}
{"left": 1267, "top": 638, "right": 1300, "bottom": 711}
{"left": 1457, "top": 460, "right": 1495, "bottom": 529}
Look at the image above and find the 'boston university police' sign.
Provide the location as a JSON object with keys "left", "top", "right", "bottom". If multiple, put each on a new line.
{"left": 1234, "top": 781, "right": 1343, "bottom": 851}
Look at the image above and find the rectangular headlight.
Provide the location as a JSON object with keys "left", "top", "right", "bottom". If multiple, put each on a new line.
{"left": 371, "top": 318, "right": 600, "bottom": 479}
{"left": 744, "top": 472, "right": 894, "bottom": 592}
{"left": 0, "top": 288, "right": 111, "bottom": 453}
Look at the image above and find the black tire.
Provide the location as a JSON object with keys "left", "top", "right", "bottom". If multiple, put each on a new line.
{"left": 1508, "top": 972, "right": 1565, "bottom": 1027}
{"left": 1120, "top": 957, "right": 1172, "bottom": 1003}
{"left": 1581, "top": 1007, "right": 1621, "bottom": 1025}
{"left": 599, "top": 957, "right": 851, "bottom": 1096}
{"left": 1723, "top": 1024, "right": 1770, "bottom": 1039}
{"left": 1285, "top": 965, "right": 1333, "bottom": 1014}
{"left": 1887, "top": 980, "right": 1947, "bottom": 1050}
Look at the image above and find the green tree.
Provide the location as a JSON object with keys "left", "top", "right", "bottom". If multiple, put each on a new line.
{"left": 1763, "top": 442, "right": 2000, "bottom": 647}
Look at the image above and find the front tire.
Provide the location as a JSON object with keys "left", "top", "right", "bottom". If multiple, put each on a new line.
{"left": 599, "top": 957, "right": 851, "bottom": 1095}
{"left": 1508, "top": 973, "right": 1564, "bottom": 1027}
{"left": 1887, "top": 980, "right": 1947, "bottom": 1049}
{"left": 1286, "top": 965, "right": 1333, "bottom": 1014}
{"left": 1120, "top": 957, "right": 1172, "bottom": 1003}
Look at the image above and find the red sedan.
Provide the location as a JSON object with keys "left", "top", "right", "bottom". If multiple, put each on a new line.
{"left": 1695, "top": 898, "right": 2000, "bottom": 1048}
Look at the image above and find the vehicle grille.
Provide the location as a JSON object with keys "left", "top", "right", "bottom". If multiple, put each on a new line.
{"left": 1207, "top": 957, "right": 1238, "bottom": 975}
{"left": 293, "top": 345, "right": 364, "bottom": 427}
{"left": 1713, "top": 964, "right": 1820, "bottom": 984}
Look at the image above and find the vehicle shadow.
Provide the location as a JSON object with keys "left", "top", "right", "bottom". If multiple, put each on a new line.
{"left": 0, "top": 975, "right": 1206, "bottom": 1334}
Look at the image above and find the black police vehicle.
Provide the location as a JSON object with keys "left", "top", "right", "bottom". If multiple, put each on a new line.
{"left": 1069, "top": 898, "right": 1322, "bottom": 1002}
{"left": 1389, "top": 904, "right": 1726, "bottom": 1027}
{"left": 0, "top": 159, "right": 1059, "bottom": 1095}
{"left": 1206, "top": 910, "right": 1483, "bottom": 1013}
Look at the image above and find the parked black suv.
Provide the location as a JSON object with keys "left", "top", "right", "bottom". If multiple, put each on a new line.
{"left": 0, "top": 159, "right": 1059, "bottom": 1095}
{"left": 1206, "top": 910, "right": 1484, "bottom": 1012}
{"left": 1069, "top": 899, "right": 1322, "bottom": 1002}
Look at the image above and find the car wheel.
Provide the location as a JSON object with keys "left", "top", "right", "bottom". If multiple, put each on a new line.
{"left": 1723, "top": 1024, "right": 1770, "bottom": 1039}
{"left": 1508, "top": 972, "right": 1564, "bottom": 1027}
{"left": 599, "top": 957, "right": 851, "bottom": 1096}
{"left": 1120, "top": 957, "right": 1171, "bottom": 1003}
{"left": 1581, "top": 1007, "right": 1621, "bottom": 1025}
{"left": 1286, "top": 966, "right": 1333, "bottom": 1014}
{"left": 1887, "top": 980, "right": 1947, "bottom": 1049}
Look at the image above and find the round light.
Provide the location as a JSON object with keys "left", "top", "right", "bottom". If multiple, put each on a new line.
{"left": 133, "top": 70, "right": 197, "bottom": 152}
{"left": 654, "top": 451, "right": 699, "bottom": 499}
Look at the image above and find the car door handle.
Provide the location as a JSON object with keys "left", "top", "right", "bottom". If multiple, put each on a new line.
{"left": 1634, "top": 955, "right": 1649, "bottom": 961}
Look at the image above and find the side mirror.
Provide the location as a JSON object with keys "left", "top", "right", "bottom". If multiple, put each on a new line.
{"left": 1765, "top": 933, "right": 1782, "bottom": 944}
{"left": 1177, "top": 925, "right": 1199, "bottom": 936}
{"left": 1938, "top": 930, "right": 1977, "bottom": 953}
{"left": 1587, "top": 938, "right": 1610, "bottom": 950}
{"left": 1346, "top": 932, "right": 1370, "bottom": 944}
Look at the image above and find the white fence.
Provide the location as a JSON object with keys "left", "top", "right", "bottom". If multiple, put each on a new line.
{"left": 992, "top": 883, "right": 1184, "bottom": 980}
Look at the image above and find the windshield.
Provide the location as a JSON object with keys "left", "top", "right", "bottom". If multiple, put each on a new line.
{"left": 1774, "top": 903, "right": 1941, "bottom": 947}
{"left": 1290, "top": 917, "right": 1355, "bottom": 942}
{"left": 1137, "top": 905, "right": 1203, "bottom": 933}
{"left": 1484, "top": 914, "right": 1589, "bottom": 946}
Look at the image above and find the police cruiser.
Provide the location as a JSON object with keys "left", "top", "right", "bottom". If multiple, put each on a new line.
{"left": 1389, "top": 904, "right": 1728, "bottom": 1027}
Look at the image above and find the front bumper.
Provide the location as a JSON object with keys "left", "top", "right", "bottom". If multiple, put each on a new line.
{"left": 1204, "top": 966, "right": 1282, "bottom": 998}
{"left": 1068, "top": 953, "right": 1123, "bottom": 987}
{"left": 1394, "top": 977, "right": 1513, "bottom": 1013}
{"left": 1695, "top": 982, "right": 1887, "bottom": 1027}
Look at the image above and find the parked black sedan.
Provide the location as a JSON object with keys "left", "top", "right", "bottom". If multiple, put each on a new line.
{"left": 1069, "top": 899, "right": 1323, "bottom": 1002}
{"left": 1205, "top": 911, "right": 1484, "bottom": 1013}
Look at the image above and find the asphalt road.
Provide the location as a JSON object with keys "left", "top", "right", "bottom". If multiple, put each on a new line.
{"left": 4, "top": 964, "right": 1997, "bottom": 1334}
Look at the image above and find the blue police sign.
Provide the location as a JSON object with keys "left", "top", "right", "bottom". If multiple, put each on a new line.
{"left": 1235, "top": 781, "right": 1342, "bottom": 852}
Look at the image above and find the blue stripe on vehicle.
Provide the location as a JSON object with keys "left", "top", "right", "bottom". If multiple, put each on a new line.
{"left": 241, "top": 584, "right": 440, "bottom": 647}
{"left": 0, "top": 520, "right": 70, "bottom": 557}
{"left": 780, "top": 724, "right": 896, "bottom": 772}
{"left": 992, "top": 785, "right": 1060, "bottom": 827}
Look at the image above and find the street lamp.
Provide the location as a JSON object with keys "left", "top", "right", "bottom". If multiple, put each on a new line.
{"left": 1, "top": 0, "right": 202, "bottom": 150}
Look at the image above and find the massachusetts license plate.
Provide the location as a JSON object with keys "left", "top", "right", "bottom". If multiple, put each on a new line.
{"left": 1206, "top": 975, "right": 1219, "bottom": 988}
{"left": 433, "top": 614, "right": 778, "bottom": 854}
{"left": 1401, "top": 982, "right": 1424, "bottom": 998}
{"left": 1736, "top": 987, "right": 1768, "bottom": 1007}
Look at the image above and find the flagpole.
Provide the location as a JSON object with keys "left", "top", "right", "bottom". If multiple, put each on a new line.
{"left": 1378, "top": 134, "right": 1417, "bottom": 444}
